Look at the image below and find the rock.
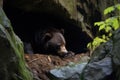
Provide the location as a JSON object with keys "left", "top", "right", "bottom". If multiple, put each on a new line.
{"left": 47, "top": 55, "right": 90, "bottom": 80}
{"left": 49, "top": 62, "right": 87, "bottom": 80}
{"left": 83, "top": 57, "right": 112, "bottom": 80}
{"left": 4, "top": 0, "right": 77, "bottom": 20}
{"left": 82, "top": 29, "right": 120, "bottom": 80}
{"left": 112, "top": 29, "right": 120, "bottom": 80}
{"left": 0, "top": 7, "right": 32, "bottom": 80}
{"left": 0, "top": 0, "right": 3, "bottom": 7}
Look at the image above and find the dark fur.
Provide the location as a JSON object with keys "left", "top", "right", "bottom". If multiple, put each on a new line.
{"left": 32, "top": 27, "right": 65, "bottom": 54}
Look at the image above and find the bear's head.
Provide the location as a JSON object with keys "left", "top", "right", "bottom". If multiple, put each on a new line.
{"left": 33, "top": 28, "right": 74, "bottom": 56}
{"left": 42, "top": 28, "right": 69, "bottom": 56}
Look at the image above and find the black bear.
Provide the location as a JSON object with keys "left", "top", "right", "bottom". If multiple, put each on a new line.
{"left": 24, "top": 27, "right": 74, "bottom": 57}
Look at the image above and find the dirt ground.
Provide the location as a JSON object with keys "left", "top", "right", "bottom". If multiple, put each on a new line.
{"left": 25, "top": 52, "right": 89, "bottom": 80}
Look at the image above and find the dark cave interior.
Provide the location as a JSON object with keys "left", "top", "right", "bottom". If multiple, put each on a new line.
{"left": 3, "top": 4, "right": 91, "bottom": 54}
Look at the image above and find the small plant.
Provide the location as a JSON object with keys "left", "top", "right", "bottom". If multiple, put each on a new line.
{"left": 87, "top": 4, "right": 120, "bottom": 52}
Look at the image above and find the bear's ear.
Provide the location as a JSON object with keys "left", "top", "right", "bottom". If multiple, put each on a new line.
{"left": 60, "top": 29, "right": 64, "bottom": 34}
{"left": 42, "top": 33, "right": 52, "bottom": 42}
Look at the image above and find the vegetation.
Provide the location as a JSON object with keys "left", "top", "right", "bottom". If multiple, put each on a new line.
{"left": 87, "top": 4, "right": 120, "bottom": 52}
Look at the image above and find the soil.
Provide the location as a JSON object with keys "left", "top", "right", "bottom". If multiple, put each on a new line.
{"left": 25, "top": 52, "right": 89, "bottom": 80}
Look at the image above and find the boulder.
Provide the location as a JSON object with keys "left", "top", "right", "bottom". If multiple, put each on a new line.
{"left": 49, "top": 62, "right": 87, "bottom": 80}
{"left": 48, "top": 55, "right": 90, "bottom": 80}
{"left": 0, "top": 6, "right": 32, "bottom": 80}
{"left": 82, "top": 29, "right": 120, "bottom": 80}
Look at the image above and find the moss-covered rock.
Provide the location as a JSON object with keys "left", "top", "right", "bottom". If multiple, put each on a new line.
{"left": 0, "top": 7, "right": 33, "bottom": 80}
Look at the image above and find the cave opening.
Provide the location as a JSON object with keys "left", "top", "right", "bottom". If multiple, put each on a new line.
{"left": 3, "top": 3, "right": 90, "bottom": 54}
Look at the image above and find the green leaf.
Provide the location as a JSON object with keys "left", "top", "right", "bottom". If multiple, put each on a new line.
{"left": 102, "top": 35, "right": 106, "bottom": 39}
{"left": 91, "top": 37, "right": 107, "bottom": 49}
{"left": 94, "top": 21, "right": 104, "bottom": 26}
{"left": 104, "top": 6, "right": 115, "bottom": 15}
{"left": 99, "top": 24, "right": 105, "bottom": 31}
{"left": 108, "top": 33, "right": 112, "bottom": 37}
{"left": 92, "top": 40, "right": 98, "bottom": 46}
{"left": 105, "top": 17, "right": 119, "bottom": 30}
{"left": 87, "top": 43, "right": 92, "bottom": 49}
{"left": 105, "top": 18, "right": 112, "bottom": 23}
{"left": 94, "top": 37, "right": 107, "bottom": 43}
{"left": 115, "top": 4, "right": 120, "bottom": 10}
{"left": 105, "top": 26, "right": 112, "bottom": 32}
{"left": 112, "top": 18, "right": 119, "bottom": 30}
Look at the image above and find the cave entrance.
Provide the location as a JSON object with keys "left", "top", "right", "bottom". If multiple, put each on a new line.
{"left": 3, "top": 3, "right": 90, "bottom": 54}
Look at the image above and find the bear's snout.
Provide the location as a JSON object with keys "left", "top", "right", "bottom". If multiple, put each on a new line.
{"left": 57, "top": 45, "right": 69, "bottom": 56}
